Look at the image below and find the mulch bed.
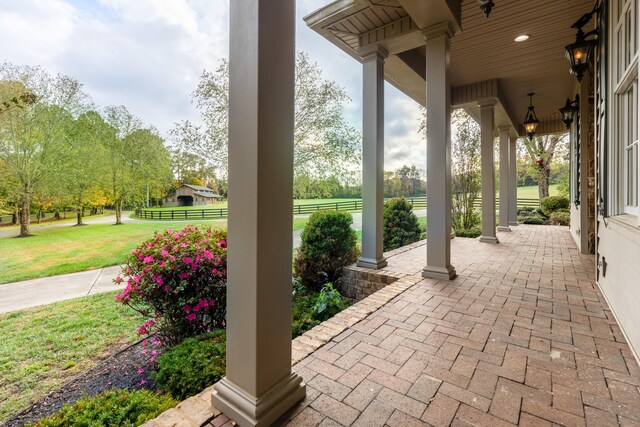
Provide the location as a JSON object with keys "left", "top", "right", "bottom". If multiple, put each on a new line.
{"left": 5, "top": 337, "right": 163, "bottom": 427}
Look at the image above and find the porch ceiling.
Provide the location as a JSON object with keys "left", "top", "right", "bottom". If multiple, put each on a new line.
{"left": 305, "top": 0, "right": 594, "bottom": 136}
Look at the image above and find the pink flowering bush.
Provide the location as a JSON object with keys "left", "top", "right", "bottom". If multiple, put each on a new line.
{"left": 116, "top": 225, "right": 227, "bottom": 345}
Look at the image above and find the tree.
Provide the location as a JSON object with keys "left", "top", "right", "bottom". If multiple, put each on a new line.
{"left": 450, "top": 109, "right": 482, "bottom": 231}
{"left": 102, "top": 106, "right": 171, "bottom": 224}
{"left": 171, "top": 52, "right": 361, "bottom": 182}
{"left": 522, "top": 133, "right": 568, "bottom": 199}
{"left": 65, "top": 111, "right": 110, "bottom": 225}
{"left": 0, "top": 64, "right": 88, "bottom": 237}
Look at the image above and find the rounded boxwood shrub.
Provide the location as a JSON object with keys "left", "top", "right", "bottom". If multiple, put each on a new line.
{"left": 454, "top": 227, "right": 482, "bottom": 238}
{"left": 153, "top": 330, "right": 226, "bottom": 400}
{"left": 383, "top": 198, "right": 423, "bottom": 251}
{"left": 294, "top": 210, "right": 359, "bottom": 292}
{"left": 540, "top": 196, "right": 570, "bottom": 216}
{"left": 29, "top": 389, "right": 177, "bottom": 427}
{"left": 116, "top": 225, "right": 227, "bottom": 345}
{"left": 549, "top": 211, "right": 571, "bottom": 226}
{"left": 518, "top": 215, "right": 545, "bottom": 225}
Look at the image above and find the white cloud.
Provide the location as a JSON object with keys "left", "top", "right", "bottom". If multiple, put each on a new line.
{"left": 0, "top": 0, "right": 423, "bottom": 170}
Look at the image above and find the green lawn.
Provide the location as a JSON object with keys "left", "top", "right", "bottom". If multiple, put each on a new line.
{"left": 0, "top": 220, "right": 225, "bottom": 284}
{"left": 517, "top": 184, "right": 558, "bottom": 199}
{"left": 0, "top": 291, "right": 143, "bottom": 423}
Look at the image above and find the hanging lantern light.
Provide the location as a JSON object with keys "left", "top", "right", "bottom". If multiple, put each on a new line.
{"left": 559, "top": 95, "right": 580, "bottom": 128}
{"left": 565, "top": 7, "right": 599, "bottom": 82}
{"left": 522, "top": 92, "right": 539, "bottom": 141}
{"left": 478, "top": 0, "right": 495, "bottom": 18}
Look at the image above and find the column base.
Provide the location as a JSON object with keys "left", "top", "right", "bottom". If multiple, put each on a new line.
{"left": 357, "top": 256, "right": 388, "bottom": 269}
{"left": 422, "top": 265, "right": 457, "bottom": 281}
{"left": 509, "top": 221, "right": 519, "bottom": 226}
{"left": 497, "top": 226, "right": 512, "bottom": 232}
{"left": 211, "top": 373, "right": 306, "bottom": 427}
{"left": 479, "top": 236, "right": 499, "bottom": 244}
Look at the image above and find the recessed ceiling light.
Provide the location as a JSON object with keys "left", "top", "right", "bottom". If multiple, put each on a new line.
{"left": 515, "top": 34, "right": 530, "bottom": 42}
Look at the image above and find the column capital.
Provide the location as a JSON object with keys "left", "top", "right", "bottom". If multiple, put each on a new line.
{"left": 358, "top": 44, "right": 388, "bottom": 62}
{"left": 497, "top": 125, "right": 510, "bottom": 133}
{"left": 478, "top": 99, "right": 497, "bottom": 109}
{"left": 422, "top": 21, "right": 455, "bottom": 41}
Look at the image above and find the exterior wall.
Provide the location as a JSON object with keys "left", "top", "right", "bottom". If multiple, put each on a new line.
{"left": 569, "top": 204, "right": 581, "bottom": 248}
{"left": 594, "top": 0, "right": 640, "bottom": 359}
{"left": 596, "top": 218, "right": 640, "bottom": 358}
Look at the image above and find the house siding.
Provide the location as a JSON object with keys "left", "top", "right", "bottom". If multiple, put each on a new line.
{"left": 596, "top": 218, "right": 640, "bottom": 359}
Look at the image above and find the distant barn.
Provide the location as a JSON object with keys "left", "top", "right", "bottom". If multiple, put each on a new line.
{"left": 163, "top": 184, "right": 223, "bottom": 207}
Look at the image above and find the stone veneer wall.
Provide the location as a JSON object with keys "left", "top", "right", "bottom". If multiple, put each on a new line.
{"left": 338, "top": 266, "right": 405, "bottom": 300}
{"left": 338, "top": 240, "right": 425, "bottom": 300}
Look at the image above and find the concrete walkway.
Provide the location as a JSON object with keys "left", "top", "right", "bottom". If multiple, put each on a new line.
{"left": 0, "top": 266, "right": 125, "bottom": 314}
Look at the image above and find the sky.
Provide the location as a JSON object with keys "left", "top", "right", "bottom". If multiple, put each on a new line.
{"left": 0, "top": 0, "right": 425, "bottom": 172}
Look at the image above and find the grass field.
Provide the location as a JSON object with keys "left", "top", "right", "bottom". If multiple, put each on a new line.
{"left": 0, "top": 291, "right": 143, "bottom": 423}
{"left": 517, "top": 184, "right": 558, "bottom": 199}
{"left": 0, "top": 220, "right": 225, "bottom": 284}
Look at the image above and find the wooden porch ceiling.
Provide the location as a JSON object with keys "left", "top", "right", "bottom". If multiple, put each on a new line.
{"left": 305, "top": 0, "right": 595, "bottom": 136}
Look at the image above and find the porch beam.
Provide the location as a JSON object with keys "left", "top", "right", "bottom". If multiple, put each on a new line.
{"left": 497, "top": 126, "right": 511, "bottom": 232}
{"left": 509, "top": 137, "right": 519, "bottom": 226}
{"left": 357, "top": 44, "right": 388, "bottom": 270}
{"left": 422, "top": 22, "right": 457, "bottom": 281}
{"left": 479, "top": 100, "right": 499, "bottom": 244}
{"left": 211, "top": 2, "right": 306, "bottom": 426}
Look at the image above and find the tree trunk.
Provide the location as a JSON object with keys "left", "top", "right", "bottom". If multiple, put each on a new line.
{"left": 19, "top": 192, "right": 32, "bottom": 237}
{"left": 76, "top": 209, "right": 83, "bottom": 226}
{"left": 115, "top": 201, "right": 122, "bottom": 225}
{"left": 537, "top": 166, "right": 550, "bottom": 199}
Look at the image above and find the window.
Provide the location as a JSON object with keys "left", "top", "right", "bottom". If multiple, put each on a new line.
{"left": 612, "top": 0, "right": 639, "bottom": 218}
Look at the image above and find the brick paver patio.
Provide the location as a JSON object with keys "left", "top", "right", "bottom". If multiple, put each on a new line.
{"left": 148, "top": 225, "right": 640, "bottom": 427}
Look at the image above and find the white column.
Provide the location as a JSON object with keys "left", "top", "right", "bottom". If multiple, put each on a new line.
{"left": 357, "top": 44, "right": 388, "bottom": 269}
{"left": 479, "top": 101, "right": 499, "bottom": 244}
{"left": 509, "top": 137, "right": 519, "bottom": 226}
{"left": 211, "top": 2, "right": 305, "bottom": 426}
{"left": 497, "top": 127, "right": 511, "bottom": 232}
{"left": 422, "top": 22, "right": 457, "bottom": 281}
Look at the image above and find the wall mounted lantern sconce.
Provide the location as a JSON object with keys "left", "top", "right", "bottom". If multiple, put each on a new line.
{"left": 559, "top": 95, "right": 580, "bottom": 128}
{"left": 522, "top": 92, "right": 539, "bottom": 141}
{"left": 565, "top": 7, "right": 599, "bottom": 82}
{"left": 478, "top": 0, "right": 495, "bottom": 18}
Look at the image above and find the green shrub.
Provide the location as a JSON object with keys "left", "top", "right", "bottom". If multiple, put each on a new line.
{"left": 518, "top": 215, "right": 545, "bottom": 225}
{"left": 454, "top": 228, "right": 482, "bottom": 238}
{"left": 517, "top": 207, "right": 536, "bottom": 216}
{"left": 153, "top": 330, "right": 226, "bottom": 400}
{"left": 549, "top": 211, "right": 571, "bottom": 226}
{"left": 294, "top": 211, "right": 359, "bottom": 291}
{"left": 313, "top": 283, "right": 349, "bottom": 321}
{"left": 291, "top": 281, "right": 350, "bottom": 337}
{"left": 29, "top": 389, "right": 177, "bottom": 427}
{"left": 540, "top": 196, "right": 570, "bottom": 216}
{"left": 383, "top": 198, "right": 423, "bottom": 251}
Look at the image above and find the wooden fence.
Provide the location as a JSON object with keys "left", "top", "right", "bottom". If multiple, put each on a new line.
{"left": 137, "top": 197, "right": 540, "bottom": 220}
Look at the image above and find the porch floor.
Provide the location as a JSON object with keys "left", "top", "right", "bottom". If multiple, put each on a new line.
{"left": 149, "top": 225, "right": 640, "bottom": 427}
{"left": 283, "top": 225, "right": 640, "bottom": 426}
